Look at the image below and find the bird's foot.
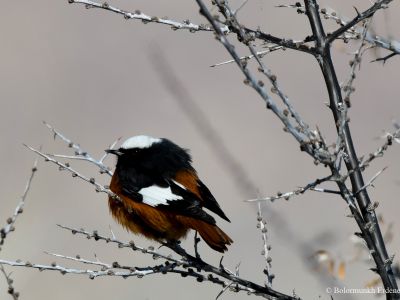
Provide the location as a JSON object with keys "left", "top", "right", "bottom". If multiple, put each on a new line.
{"left": 194, "top": 231, "right": 202, "bottom": 260}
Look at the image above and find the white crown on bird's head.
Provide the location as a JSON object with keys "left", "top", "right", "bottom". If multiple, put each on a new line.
{"left": 120, "top": 135, "right": 162, "bottom": 150}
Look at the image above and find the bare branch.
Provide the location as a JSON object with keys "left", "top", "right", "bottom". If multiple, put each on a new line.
{"left": 257, "top": 203, "right": 274, "bottom": 287}
{"left": 360, "top": 127, "right": 400, "bottom": 170}
{"left": 3, "top": 224, "right": 298, "bottom": 299}
{"left": 304, "top": 0, "right": 399, "bottom": 294}
{"left": 0, "top": 160, "right": 39, "bottom": 299}
{"left": 371, "top": 52, "right": 398, "bottom": 63}
{"left": 233, "top": 0, "right": 249, "bottom": 16}
{"left": 342, "top": 19, "right": 373, "bottom": 107}
{"left": 278, "top": 3, "right": 400, "bottom": 56}
{"left": 0, "top": 265, "right": 19, "bottom": 300}
{"left": 67, "top": 0, "right": 228, "bottom": 33}
{"left": 210, "top": 47, "right": 283, "bottom": 68}
{"left": 217, "top": 2, "right": 316, "bottom": 139}
{"left": 326, "top": 0, "right": 394, "bottom": 45}
{"left": 0, "top": 258, "right": 153, "bottom": 279}
{"left": 56, "top": 224, "right": 183, "bottom": 263}
{"left": 247, "top": 175, "right": 333, "bottom": 202}
{"left": 354, "top": 167, "right": 387, "bottom": 196}
{"left": 196, "top": 0, "right": 334, "bottom": 166}
{"left": 24, "top": 144, "right": 120, "bottom": 202}
{"left": 43, "top": 122, "right": 113, "bottom": 176}
{"left": 0, "top": 160, "right": 38, "bottom": 248}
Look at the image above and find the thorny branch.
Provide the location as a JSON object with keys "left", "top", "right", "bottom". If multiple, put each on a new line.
{"left": 325, "top": 0, "right": 394, "bottom": 45}
{"left": 1, "top": 0, "right": 398, "bottom": 299}
{"left": 210, "top": 46, "right": 283, "bottom": 68}
{"left": 360, "top": 126, "right": 400, "bottom": 171}
{"left": 257, "top": 203, "right": 274, "bottom": 288}
{"left": 197, "top": 0, "right": 335, "bottom": 167}
{"left": 353, "top": 167, "right": 387, "bottom": 197}
{"left": 277, "top": 3, "right": 400, "bottom": 59}
{"left": 24, "top": 144, "right": 120, "bottom": 202}
{"left": 0, "top": 225, "right": 298, "bottom": 299}
{"left": 0, "top": 161, "right": 38, "bottom": 299}
{"left": 65, "top": 0, "right": 400, "bottom": 66}
{"left": 67, "top": 0, "right": 228, "bottom": 33}
{"left": 195, "top": 0, "right": 399, "bottom": 297}
{"left": 305, "top": 0, "right": 398, "bottom": 297}
{"left": 43, "top": 121, "right": 116, "bottom": 176}
{"left": 247, "top": 175, "right": 334, "bottom": 202}
{"left": 341, "top": 19, "right": 373, "bottom": 107}
{"left": 67, "top": 0, "right": 400, "bottom": 61}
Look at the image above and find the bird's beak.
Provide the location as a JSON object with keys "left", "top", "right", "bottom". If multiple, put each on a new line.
{"left": 105, "top": 149, "right": 123, "bottom": 156}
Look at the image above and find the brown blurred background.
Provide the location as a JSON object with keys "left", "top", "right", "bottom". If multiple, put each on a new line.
{"left": 0, "top": 0, "right": 399, "bottom": 299}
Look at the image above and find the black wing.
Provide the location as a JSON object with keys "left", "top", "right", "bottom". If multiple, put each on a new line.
{"left": 197, "top": 180, "right": 230, "bottom": 222}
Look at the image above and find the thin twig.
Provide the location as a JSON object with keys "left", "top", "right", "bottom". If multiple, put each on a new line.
{"left": 56, "top": 225, "right": 182, "bottom": 263}
{"left": 216, "top": 2, "right": 316, "bottom": 140}
{"left": 247, "top": 175, "right": 332, "bottom": 202}
{"left": 210, "top": 47, "right": 283, "bottom": 68}
{"left": 24, "top": 144, "right": 120, "bottom": 202}
{"left": 0, "top": 159, "right": 38, "bottom": 248}
{"left": 342, "top": 19, "right": 373, "bottom": 107}
{"left": 68, "top": 0, "right": 228, "bottom": 33}
{"left": 43, "top": 122, "right": 114, "bottom": 176}
{"left": 257, "top": 203, "right": 273, "bottom": 287}
{"left": 0, "top": 265, "right": 19, "bottom": 300}
{"left": 9, "top": 225, "right": 298, "bottom": 299}
{"left": 371, "top": 52, "right": 398, "bottom": 63}
{"left": 360, "top": 128, "right": 400, "bottom": 170}
{"left": 353, "top": 167, "right": 387, "bottom": 196}
{"left": 278, "top": 3, "right": 400, "bottom": 57}
{"left": 0, "top": 258, "right": 153, "bottom": 279}
{"left": 233, "top": 0, "right": 249, "bottom": 16}
{"left": 325, "top": 0, "right": 394, "bottom": 45}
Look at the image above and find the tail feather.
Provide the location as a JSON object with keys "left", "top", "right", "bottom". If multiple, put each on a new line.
{"left": 177, "top": 216, "right": 233, "bottom": 252}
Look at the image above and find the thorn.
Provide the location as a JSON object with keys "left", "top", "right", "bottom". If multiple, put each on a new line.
{"left": 369, "top": 267, "right": 379, "bottom": 274}
{"left": 353, "top": 6, "right": 361, "bottom": 17}
{"left": 354, "top": 232, "right": 363, "bottom": 238}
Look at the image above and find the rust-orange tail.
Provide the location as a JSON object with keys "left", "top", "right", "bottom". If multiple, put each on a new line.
{"left": 177, "top": 216, "right": 233, "bottom": 252}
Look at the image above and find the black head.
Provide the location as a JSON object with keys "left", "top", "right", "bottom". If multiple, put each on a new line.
{"left": 106, "top": 135, "right": 193, "bottom": 178}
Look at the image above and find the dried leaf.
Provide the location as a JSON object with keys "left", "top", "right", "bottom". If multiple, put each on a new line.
{"left": 338, "top": 261, "right": 346, "bottom": 280}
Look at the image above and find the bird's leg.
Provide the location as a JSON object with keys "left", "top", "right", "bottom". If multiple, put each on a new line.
{"left": 219, "top": 256, "right": 230, "bottom": 275}
{"left": 194, "top": 231, "right": 201, "bottom": 259}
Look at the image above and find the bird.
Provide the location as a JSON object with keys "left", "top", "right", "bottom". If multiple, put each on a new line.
{"left": 105, "top": 135, "right": 233, "bottom": 252}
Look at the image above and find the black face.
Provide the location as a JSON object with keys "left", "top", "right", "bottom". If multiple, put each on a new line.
{"left": 117, "top": 147, "right": 145, "bottom": 159}
{"left": 113, "top": 139, "right": 194, "bottom": 189}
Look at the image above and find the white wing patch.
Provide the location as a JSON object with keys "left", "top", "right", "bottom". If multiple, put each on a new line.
{"left": 139, "top": 185, "right": 183, "bottom": 207}
{"left": 172, "top": 180, "right": 186, "bottom": 190}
